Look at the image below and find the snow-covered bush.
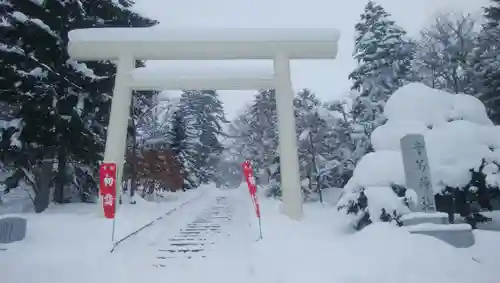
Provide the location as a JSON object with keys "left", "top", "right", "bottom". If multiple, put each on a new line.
{"left": 338, "top": 83, "right": 500, "bottom": 228}
{"left": 337, "top": 184, "right": 415, "bottom": 230}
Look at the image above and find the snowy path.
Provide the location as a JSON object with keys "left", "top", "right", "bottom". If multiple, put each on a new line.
{"left": 153, "top": 195, "right": 233, "bottom": 267}
{"left": 114, "top": 187, "right": 254, "bottom": 270}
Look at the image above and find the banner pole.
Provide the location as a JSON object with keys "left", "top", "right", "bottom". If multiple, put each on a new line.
{"left": 111, "top": 215, "right": 116, "bottom": 243}
{"left": 257, "top": 216, "right": 263, "bottom": 239}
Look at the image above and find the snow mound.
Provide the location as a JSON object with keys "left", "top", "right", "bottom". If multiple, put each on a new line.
{"left": 347, "top": 83, "right": 500, "bottom": 193}
{"left": 384, "top": 83, "right": 492, "bottom": 128}
{"left": 346, "top": 151, "right": 405, "bottom": 190}
{"left": 371, "top": 120, "right": 428, "bottom": 151}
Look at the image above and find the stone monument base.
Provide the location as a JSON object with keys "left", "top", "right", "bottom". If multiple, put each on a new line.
{"left": 405, "top": 223, "right": 475, "bottom": 248}
{"left": 401, "top": 211, "right": 448, "bottom": 226}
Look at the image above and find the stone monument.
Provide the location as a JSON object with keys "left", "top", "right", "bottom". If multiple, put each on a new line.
{"left": 400, "top": 133, "right": 435, "bottom": 211}
{"left": 0, "top": 216, "right": 27, "bottom": 244}
{"left": 400, "top": 134, "right": 474, "bottom": 248}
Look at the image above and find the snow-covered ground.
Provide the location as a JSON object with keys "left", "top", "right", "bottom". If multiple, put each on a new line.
{"left": 1, "top": 184, "right": 500, "bottom": 283}
{"left": 0, "top": 186, "right": 204, "bottom": 257}
{"left": 246, "top": 199, "right": 500, "bottom": 283}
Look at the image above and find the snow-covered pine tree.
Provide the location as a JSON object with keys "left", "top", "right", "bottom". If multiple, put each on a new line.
{"left": 166, "top": 109, "right": 193, "bottom": 191}
{"left": 225, "top": 105, "right": 252, "bottom": 156}
{"left": 224, "top": 104, "right": 255, "bottom": 171}
{"left": 0, "top": 0, "right": 157, "bottom": 206}
{"left": 294, "top": 89, "right": 329, "bottom": 200}
{"left": 223, "top": 90, "right": 279, "bottom": 194}
{"left": 216, "top": 105, "right": 254, "bottom": 188}
{"left": 172, "top": 96, "right": 202, "bottom": 189}
{"left": 320, "top": 96, "right": 358, "bottom": 188}
{"left": 414, "top": 12, "right": 477, "bottom": 94}
{"left": 470, "top": 0, "right": 500, "bottom": 124}
{"left": 349, "top": 1, "right": 414, "bottom": 137}
{"left": 249, "top": 89, "right": 279, "bottom": 193}
{"left": 175, "top": 90, "right": 227, "bottom": 187}
{"left": 1, "top": 0, "right": 102, "bottom": 204}
{"left": 196, "top": 90, "right": 227, "bottom": 184}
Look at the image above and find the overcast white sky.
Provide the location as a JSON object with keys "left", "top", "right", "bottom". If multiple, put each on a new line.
{"left": 132, "top": 0, "right": 489, "bottom": 119}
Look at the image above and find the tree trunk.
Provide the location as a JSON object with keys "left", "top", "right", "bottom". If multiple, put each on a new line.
{"left": 130, "top": 127, "right": 138, "bottom": 203}
{"left": 54, "top": 146, "right": 66, "bottom": 203}
{"left": 309, "top": 132, "right": 322, "bottom": 203}
{"left": 431, "top": 69, "right": 436, "bottom": 88}
{"left": 33, "top": 161, "right": 54, "bottom": 212}
{"left": 129, "top": 101, "right": 138, "bottom": 204}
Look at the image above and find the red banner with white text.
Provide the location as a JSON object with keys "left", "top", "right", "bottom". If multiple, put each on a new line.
{"left": 99, "top": 162, "right": 117, "bottom": 219}
{"left": 242, "top": 160, "right": 260, "bottom": 218}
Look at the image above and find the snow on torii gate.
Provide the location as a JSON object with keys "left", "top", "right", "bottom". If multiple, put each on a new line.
{"left": 67, "top": 28, "right": 339, "bottom": 220}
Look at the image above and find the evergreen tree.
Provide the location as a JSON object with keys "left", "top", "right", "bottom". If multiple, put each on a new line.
{"left": 349, "top": 1, "right": 414, "bottom": 133}
{"left": 294, "top": 89, "right": 327, "bottom": 199}
{"left": 249, "top": 89, "right": 279, "bottom": 188}
{"left": 224, "top": 105, "right": 256, "bottom": 164}
{"left": 167, "top": 109, "right": 196, "bottom": 191}
{"left": 196, "top": 90, "right": 226, "bottom": 183}
{"left": 250, "top": 89, "right": 279, "bottom": 168}
{"left": 0, "top": 0, "right": 157, "bottom": 205}
{"left": 347, "top": 1, "right": 414, "bottom": 172}
{"left": 223, "top": 90, "right": 279, "bottom": 194}
{"left": 172, "top": 97, "right": 202, "bottom": 189}
{"left": 174, "top": 90, "right": 227, "bottom": 187}
{"left": 221, "top": 105, "right": 255, "bottom": 188}
{"left": 169, "top": 111, "right": 186, "bottom": 158}
{"left": 321, "top": 96, "right": 358, "bottom": 188}
{"left": 471, "top": 0, "right": 500, "bottom": 124}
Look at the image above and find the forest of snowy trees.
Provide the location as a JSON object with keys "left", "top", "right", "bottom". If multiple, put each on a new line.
{"left": 2, "top": 0, "right": 500, "bottom": 221}
{"left": 226, "top": 0, "right": 500, "bottom": 228}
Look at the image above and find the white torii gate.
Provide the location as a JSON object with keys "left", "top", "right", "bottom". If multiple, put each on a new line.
{"left": 67, "top": 28, "right": 339, "bottom": 220}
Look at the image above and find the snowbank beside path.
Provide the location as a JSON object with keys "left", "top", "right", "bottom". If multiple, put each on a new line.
{"left": 0, "top": 187, "right": 206, "bottom": 259}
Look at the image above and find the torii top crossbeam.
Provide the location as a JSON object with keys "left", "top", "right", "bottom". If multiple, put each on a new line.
{"left": 68, "top": 27, "right": 340, "bottom": 60}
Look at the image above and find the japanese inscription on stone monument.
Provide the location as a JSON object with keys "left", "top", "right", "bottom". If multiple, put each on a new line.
{"left": 400, "top": 134, "right": 435, "bottom": 211}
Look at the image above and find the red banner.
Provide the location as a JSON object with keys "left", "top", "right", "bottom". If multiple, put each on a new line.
{"left": 99, "top": 162, "right": 117, "bottom": 219}
{"left": 242, "top": 160, "right": 260, "bottom": 218}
